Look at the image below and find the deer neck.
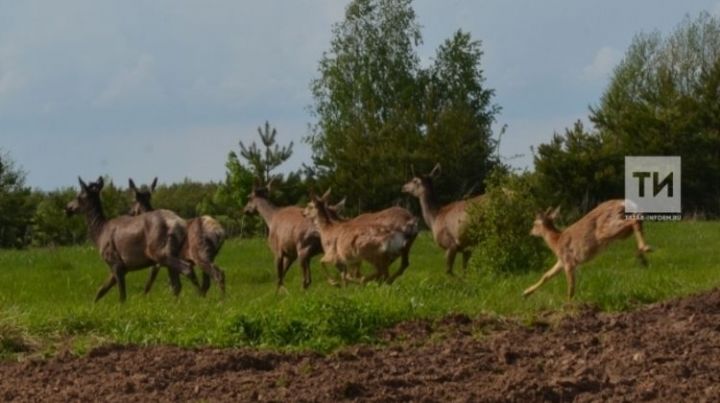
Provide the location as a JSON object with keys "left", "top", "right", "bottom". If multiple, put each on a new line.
{"left": 84, "top": 201, "right": 108, "bottom": 246}
{"left": 253, "top": 197, "right": 277, "bottom": 225}
{"left": 417, "top": 191, "right": 440, "bottom": 229}
{"left": 540, "top": 227, "right": 562, "bottom": 256}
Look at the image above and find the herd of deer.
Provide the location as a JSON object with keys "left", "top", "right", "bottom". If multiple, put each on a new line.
{"left": 65, "top": 164, "right": 652, "bottom": 303}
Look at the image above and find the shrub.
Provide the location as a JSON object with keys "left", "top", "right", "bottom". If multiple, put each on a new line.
{"left": 467, "top": 171, "right": 550, "bottom": 274}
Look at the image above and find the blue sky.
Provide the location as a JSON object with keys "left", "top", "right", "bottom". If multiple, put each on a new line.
{"left": 2, "top": 0, "right": 719, "bottom": 190}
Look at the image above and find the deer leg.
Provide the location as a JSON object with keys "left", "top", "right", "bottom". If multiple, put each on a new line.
{"left": 115, "top": 268, "right": 127, "bottom": 303}
{"left": 143, "top": 265, "right": 161, "bottom": 295}
{"left": 461, "top": 250, "right": 472, "bottom": 272}
{"left": 523, "top": 260, "right": 563, "bottom": 297}
{"left": 94, "top": 273, "right": 118, "bottom": 303}
{"left": 299, "top": 252, "right": 312, "bottom": 290}
{"left": 167, "top": 268, "right": 182, "bottom": 297}
{"left": 199, "top": 272, "right": 211, "bottom": 296}
{"left": 211, "top": 264, "right": 226, "bottom": 296}
{"left": 283, "top": 255, "right": 297, "bottom": 277}
{"left": 388, "top": 250, "right": 410, "bottom": 284}
{"left": 445, "top": 248, "right": 458, "bottom": 275}
{"left": 162, "top": 256, "right": 202, "bottom": 294}
{"left": 631, "top": 221, "right": 651, "bottom": 266}
{"left": 564, "top": 265, "right": 576, "bottom": 300}
{"left": 275, "top": 254, "right": 288, "bottom": 294}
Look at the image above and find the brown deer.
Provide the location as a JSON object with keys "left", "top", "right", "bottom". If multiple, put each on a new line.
{"left": 243, "top": 179, "right": 323, "bottom": 291}
{"left": 128, "top": 178, "right": 226, "bottom": 296}
{"left": 325, "top": 197, "right": 419, "bottom": 284}
{"left": 402, "top": 163, "right": 484, "bottom": 275}
{"left": 65, "top": 177, "right": 201, "bottom": 302}
{"left": 303, "top": 192, "right": 419, "bottom": 285}
{"left": 523, "top": 200, "right": 652, "bottom": 299}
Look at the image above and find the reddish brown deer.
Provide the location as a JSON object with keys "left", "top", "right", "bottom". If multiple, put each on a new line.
{"left": 65, "top": 177, "right": 201, "bottom": 302}
{"left": 402, "top": 163, "right": 484, "bottom": 275}
{"left": 324, "top": 197, "right": 419, "bottom": 284}
{"left": 243, "top": 179, "right": 323, "bottom": 291}
{"left": 128, "top": 178, "right": 226, "bottom": 296}
{"left": 523, "top": 200, "right": 652, "bottom": 299}
{"left": 303, "top": 192, "right": 419, "bottom": 285}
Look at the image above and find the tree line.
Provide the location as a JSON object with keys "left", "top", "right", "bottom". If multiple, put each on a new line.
{"left": 1, "top": 2, "right": 719, "bottom": 249}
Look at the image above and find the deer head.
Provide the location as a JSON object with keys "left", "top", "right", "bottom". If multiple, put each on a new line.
{"left": 65, "top": 176, "right": 104, "bottom": 216}
{"left": 530, "top": 206, "right": 560, "bottom": 236}
{"left": 402, "top": 163, "right": 440, "bottom": 197}
{"left": 128, "top": 177, "right": 157, "bottom": 216}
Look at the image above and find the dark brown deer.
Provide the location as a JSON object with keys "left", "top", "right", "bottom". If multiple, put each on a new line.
{"left": 303, "top": 192, "right": 418, "bottom": 285}
{"left": 402, "top": 163, "right": 484, "bottom": 274}
{"left": 243, "top": 179, "right": 323, "bottom": 291}
{"left": 523, "top": 200, "right": 652, "bottom": 299}
{"left": 65, "top": 177, "right": 200, "bottom": 302}
{"left": 128, "top": 178, "right": 226, "bottom": 296}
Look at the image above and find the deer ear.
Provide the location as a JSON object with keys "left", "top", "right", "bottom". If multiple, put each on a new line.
{"left": 253, "top": 177, "right": 261, "bottom": 190}
{"left": 151, "top": 177, "right": 158, "bottom": 192}
{"left": 549, "top": 206, "right": 561, "bottom": 220}
{"left": 267, "top": 177, "right": 275, "bottom": 191}
{"left": 429, "top": 163, "right": 441, "bottom": 177}
{"left": 332, "top": 197, "right": 346, "bottom": 212}
{"left": 410, "top": 164, "right": 416, "bottom": 177}
{"left": 128, "top": 178, "right": 137, "bottom": 192}
{"left": 321, "top": 188, "right": 332, "bottom": 201}
{"left": 97, "top": 176, "right": 105, "bottom": 190}
{"left": 78, "top": 176, "right": 88, "bottom": 191}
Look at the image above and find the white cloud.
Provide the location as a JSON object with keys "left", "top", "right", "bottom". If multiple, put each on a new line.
{"left": 582, "top": 46, "right": 622, "bottom": 81}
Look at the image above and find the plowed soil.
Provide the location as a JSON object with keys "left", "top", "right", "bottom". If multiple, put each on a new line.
{"left": 3, "top": 289, "right": 720, "bottom": 402}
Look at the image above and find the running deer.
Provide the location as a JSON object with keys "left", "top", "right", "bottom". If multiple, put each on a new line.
{"left": 523, "top": 199, "right": 652, "bottom": 299}
{"left": 65, "top": 177, "right": 200, "bottom": 302}
{"left": 243, "top": 179, "right": 323, "bottom": 291}
{"left": 303, "top": 191, "right": 419, "bottom": 285}
{"left": 326, "top": 197, "right": 419, "bottom": 284}
{"left": 402, "top": 163, "right": 484, "bottom": 274}
{"left": 128, "top": 178, "right": 226, "bottom": 296}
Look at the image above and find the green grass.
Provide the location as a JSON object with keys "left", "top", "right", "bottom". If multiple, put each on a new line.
{"left": 0, "top": 221, "right": 718, "bottom": 357}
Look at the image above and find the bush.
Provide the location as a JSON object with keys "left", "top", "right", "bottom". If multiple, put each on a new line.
{"left": 467, "top": 171, "right": 550, "bottom": 274}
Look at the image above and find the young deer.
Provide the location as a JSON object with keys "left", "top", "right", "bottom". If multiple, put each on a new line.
{"left": 128, "top": 178, "right": 226, "bottom": 296}
{"left": 65, "top": 177, "right": 201, "bottom": 302}
{"left": 402, "top": 163, "right": 484, "bottom": 275}
{"left": 243, "top": 179, "right": 323, "bottom": 291}
{"left": 524, "top": 199, "right": 652, "bottom": 299}
{"left": 303, "top": 192, "right": 419, "bottom": 285}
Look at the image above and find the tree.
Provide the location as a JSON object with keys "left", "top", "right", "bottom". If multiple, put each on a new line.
{"left": 0, "top": 151, "right": 34, "bottom": 248}
{"left": 533, "top": 120, "right": 621, "bottom": 216}
{"left": 590, "top": 12, "right": 720, "bottom": 215}
{"left": 420, "top": 30, "right": 500, "bottom": 201}
{"left": 534, "top": 12, "right": 720, "bottom": 216}
{"left": 308, "top": 0, "right": 424, "bottom": 211}
{"left": 239, "top": 121, "right": 293, "bottom": 184}
{"left": 308, "top": 1, "right": 500, "bottom": 211}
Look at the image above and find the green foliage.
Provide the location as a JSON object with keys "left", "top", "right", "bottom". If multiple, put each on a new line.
{"left": 467, "top": 171, "right": 550, "bottom": 274}
{"left": 420, "top": 30, "right": 500, "bottom": 199}
{"left": 0, "top": 151, "right": 34, "bottom": 248}
{"left": 31, "top": 188, "right": 86, "bottom": 246}
{"left": 308, "top": 0, "right": 499, "bottom": 211}
{"left": 533, "top": 120, "right": 621, "bottom": 216}
{"left": 150, "top": 180, "right": 219, "bottom": 219}
{"left": 239, "top": 121, "right": 294, "bottom": 184}
{"left": 533, "top": 12, "right": 720, "bottom": 216}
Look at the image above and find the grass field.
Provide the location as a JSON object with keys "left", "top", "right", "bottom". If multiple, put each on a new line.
{"left": 1, "top": 221, "right": 718, "bottom": 358}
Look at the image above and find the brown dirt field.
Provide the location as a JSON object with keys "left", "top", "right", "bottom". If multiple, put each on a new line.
{"left": 2, "top": 289, "right": 720, "bottom": 402}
